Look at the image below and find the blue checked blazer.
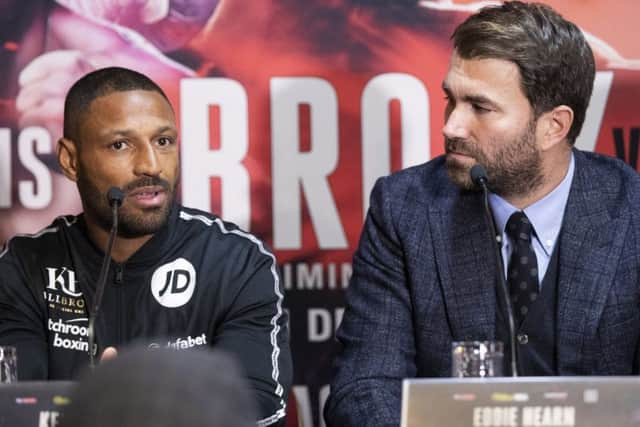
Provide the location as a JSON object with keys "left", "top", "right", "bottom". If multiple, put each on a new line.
{"left": 325, "top": 149, "right": 640, "bottom": 427}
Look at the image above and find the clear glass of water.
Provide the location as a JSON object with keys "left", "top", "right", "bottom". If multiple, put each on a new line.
{"left": 0, "top": 346, "right": 18, "bottom": 383}
{"left": 451, "top": 341, "right": 503, "bottom": 378}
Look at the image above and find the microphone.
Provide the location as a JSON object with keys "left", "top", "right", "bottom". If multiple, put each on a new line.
{"left": 470, "top": 164, "right": 489, "bottom": 189}
{"left": 470, "top": 165, "right": 519, "bottom": 377}
{"left": 107, "top": 187, "right": 125, "bottom": 208}
{"left": 87, "top": 186, "right": 124, "bottom": 368}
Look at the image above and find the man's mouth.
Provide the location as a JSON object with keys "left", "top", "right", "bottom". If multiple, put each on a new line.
{"left": 126, "top": 186, "right": 167, "bottom": 208}
{"left": 446, "top": 150, "right": 474, "bottom": 161}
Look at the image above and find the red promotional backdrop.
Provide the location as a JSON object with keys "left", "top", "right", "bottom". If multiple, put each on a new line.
{"left": 1, "top": 1, "right": 639, "bottom": 425}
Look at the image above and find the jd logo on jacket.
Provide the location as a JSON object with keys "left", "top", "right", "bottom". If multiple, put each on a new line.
{"left": 150, "top": 258, "right": 196, "bottom": 308}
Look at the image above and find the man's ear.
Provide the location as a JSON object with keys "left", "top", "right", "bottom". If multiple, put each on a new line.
{"left": 57, "top": 138, "right": 79, "bottom": 182}
{"left": 536, "top": 105, "right": 574, "bottom": 151}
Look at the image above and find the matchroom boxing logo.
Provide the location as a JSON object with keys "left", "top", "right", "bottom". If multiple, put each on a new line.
{"left": 150, "top": 258, "right": 197, "bottom": 308}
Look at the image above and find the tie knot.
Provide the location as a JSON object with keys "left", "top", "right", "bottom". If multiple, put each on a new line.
{"left": 505, "top": 211, "right": 533, "bottom": 242}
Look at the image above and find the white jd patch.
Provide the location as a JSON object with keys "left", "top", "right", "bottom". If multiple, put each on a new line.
{"left": 150, "top": 258, "right": 196, "bottom": 308}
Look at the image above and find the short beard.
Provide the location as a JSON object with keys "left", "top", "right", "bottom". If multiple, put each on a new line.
{"left": 76, "top": 170, "right": 175, "bottom": 238}
{"left": 445, "top": 119, "right": 544, "bottom": 199}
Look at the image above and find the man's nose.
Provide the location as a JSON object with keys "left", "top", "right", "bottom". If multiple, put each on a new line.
{"left": 443, "top": 106, "right": 471, "bottom": 141}
{"left": 133, "top": 144, "right": 161, "bottom": 176}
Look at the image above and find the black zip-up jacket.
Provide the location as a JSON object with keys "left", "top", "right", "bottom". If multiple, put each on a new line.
{"left": 0, "top": 204, "right": 291, "bottom": 426}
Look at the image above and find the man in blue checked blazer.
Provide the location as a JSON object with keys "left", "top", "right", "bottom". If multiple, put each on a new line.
{"left": 325, "top": 2, "right": 640, "bottom": 426}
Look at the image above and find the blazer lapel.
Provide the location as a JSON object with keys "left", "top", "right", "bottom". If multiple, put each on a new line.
{"left": 430, "top": 190, "right": 498, "bottom": 341}
{"left": 557, "top": 152, "right": 630, "bottom": 372}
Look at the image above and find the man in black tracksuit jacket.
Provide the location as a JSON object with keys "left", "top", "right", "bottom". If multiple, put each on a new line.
{"left": 0, "top": 205, "right": 291, "bottom": 425}
{"left": 0, "top": 67, "right": 291, "bottom": 426}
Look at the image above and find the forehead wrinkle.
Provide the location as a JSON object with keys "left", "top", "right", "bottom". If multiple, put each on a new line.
{"left": 445, "top": 56, "right": 527, "bottom": 112}
{"left": 102, "top": 125, "right": 177, "bottom": 138}
{"left": 80, "top": 92, "right": 176, "bottom": 141}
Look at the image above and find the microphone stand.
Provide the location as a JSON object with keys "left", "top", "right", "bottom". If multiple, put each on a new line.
{"left": 87, "top": 187, "right": 124, "bottom": 369}
{"left": 470, "top": 165, "right": 519, "bottom": 377}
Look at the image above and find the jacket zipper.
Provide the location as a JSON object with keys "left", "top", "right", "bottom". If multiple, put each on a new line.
{"left": 114, "top": 264, "right": 124, "bottom": 285}
{"left": 114, "top": 263, "right": 124, "bottom": 346}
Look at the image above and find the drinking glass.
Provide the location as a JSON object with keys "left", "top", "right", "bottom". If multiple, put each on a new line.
{"left": 451, "top": 341, "right": 503, "bottom": 377}
{"left": 0, "top": 346, "right": 18, "bottom": 383}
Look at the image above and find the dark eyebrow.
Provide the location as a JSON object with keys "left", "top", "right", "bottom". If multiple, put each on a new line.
{"left": 442, "top": 81, "right": 499, "bottom": 109}
{"left": 105, "top": 129, "right": 135, "bottom": 137}
{"left": 155, "top": 126, "right": 177, "bottom": 135}
{"left": 105, "top": 126, "right": 177, "bottom": 137}
{"left": 463, "top": 94, "right": 496, "bottom": 107}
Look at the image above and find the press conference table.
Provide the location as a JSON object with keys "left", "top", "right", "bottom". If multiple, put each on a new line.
{"left": 401, "top": 376, "right": 640, "bottom": 427}
{"left": 0, "top": 381, "right": 74, "bottom": 427}
{"left": 5, "top": 377, "right": 640, "bottom": 427}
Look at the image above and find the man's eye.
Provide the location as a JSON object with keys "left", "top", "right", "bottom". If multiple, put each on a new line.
{"left": 157, "top": 137, "right": 174, "bottom": 147}
{"left": 110, "top": 140, "right": 128, "bottom": 150}
{"left": 472, "top": 104, "right": 490, "bottom": 113}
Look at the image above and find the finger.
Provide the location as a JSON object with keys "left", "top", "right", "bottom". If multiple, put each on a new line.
{"left": 18, "top": 50, "right": 91, "bottom": 87}
{"left": 100, "top": 346, "right": 118, "bottom": 362}
{"left": 16, "top": 73, "right": 76, "bottom": 113}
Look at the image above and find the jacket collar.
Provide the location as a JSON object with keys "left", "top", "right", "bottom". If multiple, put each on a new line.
{"left": 70, "top": 202, "right": 180, "bottom": 275}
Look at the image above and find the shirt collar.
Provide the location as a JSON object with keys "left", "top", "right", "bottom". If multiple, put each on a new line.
{"left": 488, "top": 153, "right": 575, "bottom": 256}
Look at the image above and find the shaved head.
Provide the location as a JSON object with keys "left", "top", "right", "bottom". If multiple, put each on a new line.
{"left": 63, "top": 67, "right": 171, "bottom": 143}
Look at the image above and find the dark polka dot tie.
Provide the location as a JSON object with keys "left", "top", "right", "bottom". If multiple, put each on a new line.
{"left": 505, "top": 211, "right": 539, "bottom": 326}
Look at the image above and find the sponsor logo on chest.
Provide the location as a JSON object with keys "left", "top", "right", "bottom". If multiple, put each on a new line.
{"left": 43, "top": 267, "right": 86, "bottom": 315}
{"left": 42, "top": 266, "right": 92, "bottom": 353}
{"left": 148, "top": 333, "right": 208, "bottom": 350}
{"left": 150, "top": 258, "right": 197, "bottom": 308}
{"left": 48, "top": 317, "right": 90, "bottom": 353}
